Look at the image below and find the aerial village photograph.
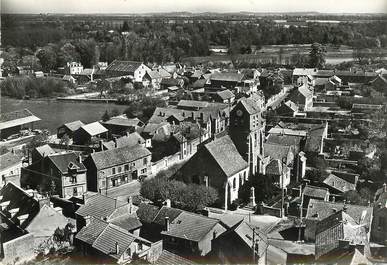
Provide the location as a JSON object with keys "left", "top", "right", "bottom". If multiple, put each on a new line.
{"left": 0, "top": 0, "right": 387, "bottom": 264}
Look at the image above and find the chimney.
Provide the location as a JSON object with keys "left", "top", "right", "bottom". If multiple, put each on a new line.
{"left": 250, "top": 187, "right": 256, "bottom": 207}
{"left": 115, "top": 242, "right": 120, "bottom": 255}
{"left": 165, "top": 217, "right": 170, "bottom": 231}
{"left": 99, "top": 140, "right": 104, "bottom": 151}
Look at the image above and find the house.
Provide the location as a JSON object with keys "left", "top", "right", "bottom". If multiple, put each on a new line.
{"left": 101, "top": 116, "right": 144, "bottom": 136}
{"left": 0, "top": 152, "right": 23, "bottom": 188}
{"left": 276, "top": 100, "right": 299, "bottom": 117}
{"left": 209, "top": 72, "right": 245, "bottom": 90}
{"left": 176, "top": 135, "right": 249, "bottom": 209}
{"left": 212, "top": 220, "right": 268, "bottom": 265}
{"left": 302, "top": 185, "right": 330, "bottom": 208}
{"left": 66, "top": 62, "right": 83, "bottom": 75}
{"left": 304, "top": 199, "right": 373, "bottom": 242}
{"left": 143, "top": 70, "right": 162, "bottom": 89}
{"left": 0, "top": 109, "right": 41, "bottom": 140}
{"left": 75, "top": 217, "right": 163, "bottom": 264}
{"left": 371, "top": 185, "right": 387, "bottom": 244}
{"left": 213, "top": 90, "right": 235, "bottom": 104}
{"left": 261, "top": 143, "right": 294, "bottom": 189}
{"left": 62, "top": 74, "right": 77, "bottom": 84}
{"left": 160, "top": 78, "right": 185, "bottom": 90}
{"left": 315, "top": 210, "right": 370, "bottom": 260}
{"left": 23, "top": 152, "right": 87, "bottom": 198}
{"left": 323, "top": 172, "right": 358, "bottom": 195}
{"left": 0, "top": 182, "right": 70, "bottom": 264}
{"left": 83, "top": 145, "right": 152, "bottom": 195}
{"left": 57, "top": 120, "right": 85, "bottom": 139}
{"left": 141, "top": 122, "right": 172, "bottom": 145}
{"left": 102, "top": 132, "right": 145, "bottom": 150}
{"left": 154, "top": 67, "right": 172, "bottom": 79}
{"left": 73, "top": 122, "right": 108, "bottom": 145}
{"left": 136, "top": 203, "right": 226, "bottom": 257}
{"left": 287, "top": 83, "right": 313, "bottom": 112}
{"left": 104, "top": 60, "right": 151, "bottom": 82}
{"left": 31, "top": 144, "right": 56, "bottom": 164}
{"left": 209, "top": 45, "right": 229, "bottom": 54}
{"left": 267, "top": 239, "right": 315, "bottom": 264}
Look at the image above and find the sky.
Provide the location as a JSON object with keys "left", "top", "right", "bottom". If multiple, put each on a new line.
{"left": 2, "top": 0, "right": 387, "bottom": 14}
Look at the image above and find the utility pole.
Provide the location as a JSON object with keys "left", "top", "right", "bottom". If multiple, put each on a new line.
{"left": 252, "top": 227, "right": 255, "bottom": 262}
{"left": 281, "top": 157, "right": 286, "bottom": 218}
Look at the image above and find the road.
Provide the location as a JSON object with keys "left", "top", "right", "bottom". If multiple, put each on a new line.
{"left": 106, "top": 180, "right": 142, "bottom": 202}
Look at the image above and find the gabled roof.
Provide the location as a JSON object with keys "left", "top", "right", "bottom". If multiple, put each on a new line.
{"left": 284, "top": 100, "right": 299, "bottom": 112}
{"left": 145, "top": 70, "right": 162, "bottom": 80}
{"left": 177, "top": 100, "right": 209, "bottom": 109}
{"left": 153, "top": 206, "right": 184, "bottom": 226}
{"left": 136, "top": 203, "right": 161, "bottom": 224}
{"left": 0, "top": 152, "right": 22, "bottom": 171}
{"left": 216, "top": 89, "right": 235, "bottom": 100}
{"left": 89, "top": 144, "right": 151, "bottom": 170}
{"left": 204, "top": 135, "right": 248, "bottom": 177}
{"left": 48, "top": 152, "right": 86, "bottom": 174}
{"left": 34, "top": 144, "right": 56, "bottom": 158}
{"left": 102, "top": 117, "right": 143, "bottom": 128}
{"left": 76, "top": 193, "right": 127, "bottom": 219}
{"left": 0, "top": 182, "right": 40, "bottom": 230}
{"left": 0, "top": 109, "right": 41, "bottom": 130}
{"left": 161, "top": 211, "right": 220, "bottom": 242}
{"left": 155, "top": 68, "right": 172, "bottom": 78}
{"left": 105, "top": 60, "right": 144, "bottom": 73}
{"left": 157, "top": 250, "right": 197, "bottom": 265}
{"left": 268, "top": 238, "right": 315, "bottom": 256}
{"left": 238, "top": 97, "right": 260, "bottom": 115}
{"left": 265, "top": 159, "right": 287, "bottom": 176}
{"left": 210, "top": 72, "right": 245, "bottom": 83}
{"left": 266, "top": 134, "right": 302, "bottom": 148}
{"left": 298, "top": 84, "right": 313, "bottom": 98}
{"left": 109, "top": 215, "right": 142, "bottom": 231}
{"left": 75, "top": 216, "right": 109, "bottom": 245}
{"left": 80, "top": 122, "right": 108, "bottom": 137}
{"left": 103, "top": 132, "right": 145, "bottom": 150}
{"left": 323, "top": 173, "right": 356, "bottom": 193}
{"left": 302, "top": 185, "right": 329, "bottom": 199}
{"left": 62, "top": 120, "right": 85, "bottom": 132}
{"left": 264, "top": 143, "right": 292, "bottom": 161}
{"left": 305, "top": 199, "right": 373, "bottom": 230}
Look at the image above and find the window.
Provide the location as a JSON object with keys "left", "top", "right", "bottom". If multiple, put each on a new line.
{"left": 233, "top": 178, "right": 236, "bottom": 189}
{"left": 118, "top": 167, "right": 122, "bottom": 173}
{"left": 124, "top": 164, "right": 129, "bottom": 171}
{"left": 143, "top": 157, "right": 148, "bottom": 165}
{"left": 112, "top": 168, "right": 116, "bottom": 175}
{"left": 126, "top": 248, "right": 131, "bottom": 256}
{"left": 138, "top": 243, "right": 143, "bottom": 251}
{"left": 70, "top": 176, "right": 77, "bottom": 184}
{"left": 73, "top": 187, "right": 78, "bottom": 196}
{"left": 141, "top": 168, "right": 147, "bottom": 174}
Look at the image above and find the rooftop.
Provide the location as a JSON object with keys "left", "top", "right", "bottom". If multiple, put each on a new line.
{"left": 0, "top": 152, "right": 22, "bottom": 171}
{"left": 204, "top": 135, "right": 248, "bottom": 177}
{"left": 105, "top": 60, "right": 144, "bottom": 73}
{"left": 62, "top": 120, "right": 84, "bottom": 132}
{"left": 80, "top": 122, "right": 108, "bottom": 137}
{"left": 210, "top": 72, "right": 245, "bottom": 83}
{"left": 0, "top": 109, "right": 41, "bottom": 130}
{"left": 302, "top": 185, "right": 329, "bottom": 199}
{"left": 76, "top": 193, "right": 127, "bottom": 219}
{"left": 48, "top": 152, "right": 86, "bottom": 174}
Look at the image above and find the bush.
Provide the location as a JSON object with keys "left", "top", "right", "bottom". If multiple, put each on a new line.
{"left": 140, "top": 178, "right": 218, "bottom": 212}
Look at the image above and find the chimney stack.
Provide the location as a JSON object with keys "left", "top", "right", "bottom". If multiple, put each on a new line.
{"left": 165, "top": 217, "right": 170, "bottom": 231}
{"left": 115, "top": 242, "right": 120, "bottom": 255}
{"left": 128, "top": 196, "right": 133, "bottom": 214}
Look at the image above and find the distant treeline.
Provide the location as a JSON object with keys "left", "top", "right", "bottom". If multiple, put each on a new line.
{"left": 2, "top": 15, "right": 387, "bottom": 67}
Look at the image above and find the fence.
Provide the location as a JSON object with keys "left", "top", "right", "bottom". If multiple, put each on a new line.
{"left": 151, "top": 152, "right": 182, "bottom": 176}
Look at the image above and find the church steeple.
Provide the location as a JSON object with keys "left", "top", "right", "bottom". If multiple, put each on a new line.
{"left": 229, "top": 96, "right": 265, "bottom": 176}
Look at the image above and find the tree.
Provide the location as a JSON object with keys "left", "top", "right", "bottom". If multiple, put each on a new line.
{"left": 36, "top": 46, "right": 57, "bottom": 72}
{"left": 309, "top": 42, "right": 326, "bottom": 69}
{"left": 101, "top": 110, "right": 110, "bottom": 122}
{"left": 111, "top": 108, "right": 120, "bottom": 117}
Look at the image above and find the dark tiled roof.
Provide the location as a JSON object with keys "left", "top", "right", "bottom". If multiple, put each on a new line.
{"left": 0, "top": 152, "right": 22, "bottom": 171}
{"left": 266, "top": 134, "right": 302, "bottom": 148}
{"left": 157, "top": 250, "right": 197, "bottom": 265}
{"left": 265, "top": 159, "right": 285, "bottom": 175}
{"left": 304, "top": 126, "right": 326, "bottom": 153}
{"left": 63, "top": 120, "right": 84, "bottom": 132}
{"left": 109, "top": 215, "right": 142, "bottom": 231}
{"left": 205, "top": 135, "right": 248, "bottom": 177}
{"left": 302, "top": 185, "right": 329, "bottom": 199}
{"left": 153, "top": 206, "right": 183, "bottom": 226}
{"left": 90, "top": 145, "right": 151, "bottom": 170}
{"left": 75, "top": 216, "right": 109, "bottom": 245}
{"left": 264, "top": 143, "right": 292, "bottom": 161}
{"left": 305, "top": 199, "right": 373, "bottom": 230}
{"left": 0, "top": 182, "right": 40, "bottom": 230}
{"left": 92, "top": 224, "right": 137, "bottom": 260}
{"left": 323, "top": 173, "right": 356, "bottom": 193}
{"left": 136, "top": 203, "right": 160, "bottom": 224}
{"left": 76, "top": 194, "right": 127, "bottom": 219}
{"left": 103, "top": 132, "right": 145, "bottom": 150}
{"left": 48, "top": 152, "right": 86, "bottom": 174}
{"left": 105, "top": 60, "right": 143, "bottom": 73}
{"left": 216, "top": 89, "right": 235, "bottom": 100}
{"left": 161, "top": 211, "right": 219, "bottom": 242}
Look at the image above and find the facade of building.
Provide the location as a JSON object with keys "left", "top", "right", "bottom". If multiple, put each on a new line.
{"left": 0, "top": 152, "right": 23, "bottom": 188}
{"left": 84, "top": 145, "right": 152, "bottom": 194}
